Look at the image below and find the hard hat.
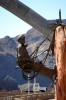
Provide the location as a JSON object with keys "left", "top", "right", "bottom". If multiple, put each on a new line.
{"left": 18, "top": 35, "right": 25, "bottom": 44}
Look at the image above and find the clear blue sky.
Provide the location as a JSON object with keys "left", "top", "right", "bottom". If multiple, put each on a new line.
{"left": 0, "top": 0, "right": 66, "bottom": 38}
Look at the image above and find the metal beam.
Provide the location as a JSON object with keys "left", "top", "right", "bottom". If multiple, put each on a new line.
{"left": 0, "top": 0, "right": 52, "bottom": 40}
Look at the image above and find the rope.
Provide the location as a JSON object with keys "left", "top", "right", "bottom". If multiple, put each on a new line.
{"left": 30, "top": 22, "right": 61, "bottom": 59}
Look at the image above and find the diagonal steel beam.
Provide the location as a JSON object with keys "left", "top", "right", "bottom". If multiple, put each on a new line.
{"left": 0, "top": 0, "right": 53, "bottom": 40}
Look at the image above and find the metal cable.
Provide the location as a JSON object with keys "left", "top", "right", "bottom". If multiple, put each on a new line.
{"left": 30, "top": 22, "right": 61, "bottom": 59}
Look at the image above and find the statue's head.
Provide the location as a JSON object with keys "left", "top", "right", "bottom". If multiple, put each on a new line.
{"left": 18, "top": 35, "right": 25, "bottom": 44}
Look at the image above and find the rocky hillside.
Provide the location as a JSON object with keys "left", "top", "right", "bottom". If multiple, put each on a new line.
{"left": 0, "top": 28, "right": 54, "bottom": 90}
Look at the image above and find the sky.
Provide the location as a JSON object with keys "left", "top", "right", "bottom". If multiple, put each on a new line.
{"left": 0, "top": 0, "right": 66, "bottom": 38}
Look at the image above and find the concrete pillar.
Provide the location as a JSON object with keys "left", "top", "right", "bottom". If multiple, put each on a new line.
{"left": 55, "top": 25, "right": 66, "bottom": 100}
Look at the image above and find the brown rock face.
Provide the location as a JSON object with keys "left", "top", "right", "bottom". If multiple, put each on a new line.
{"left": 55, "top": 25, "right": 66, "bottom": 100}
